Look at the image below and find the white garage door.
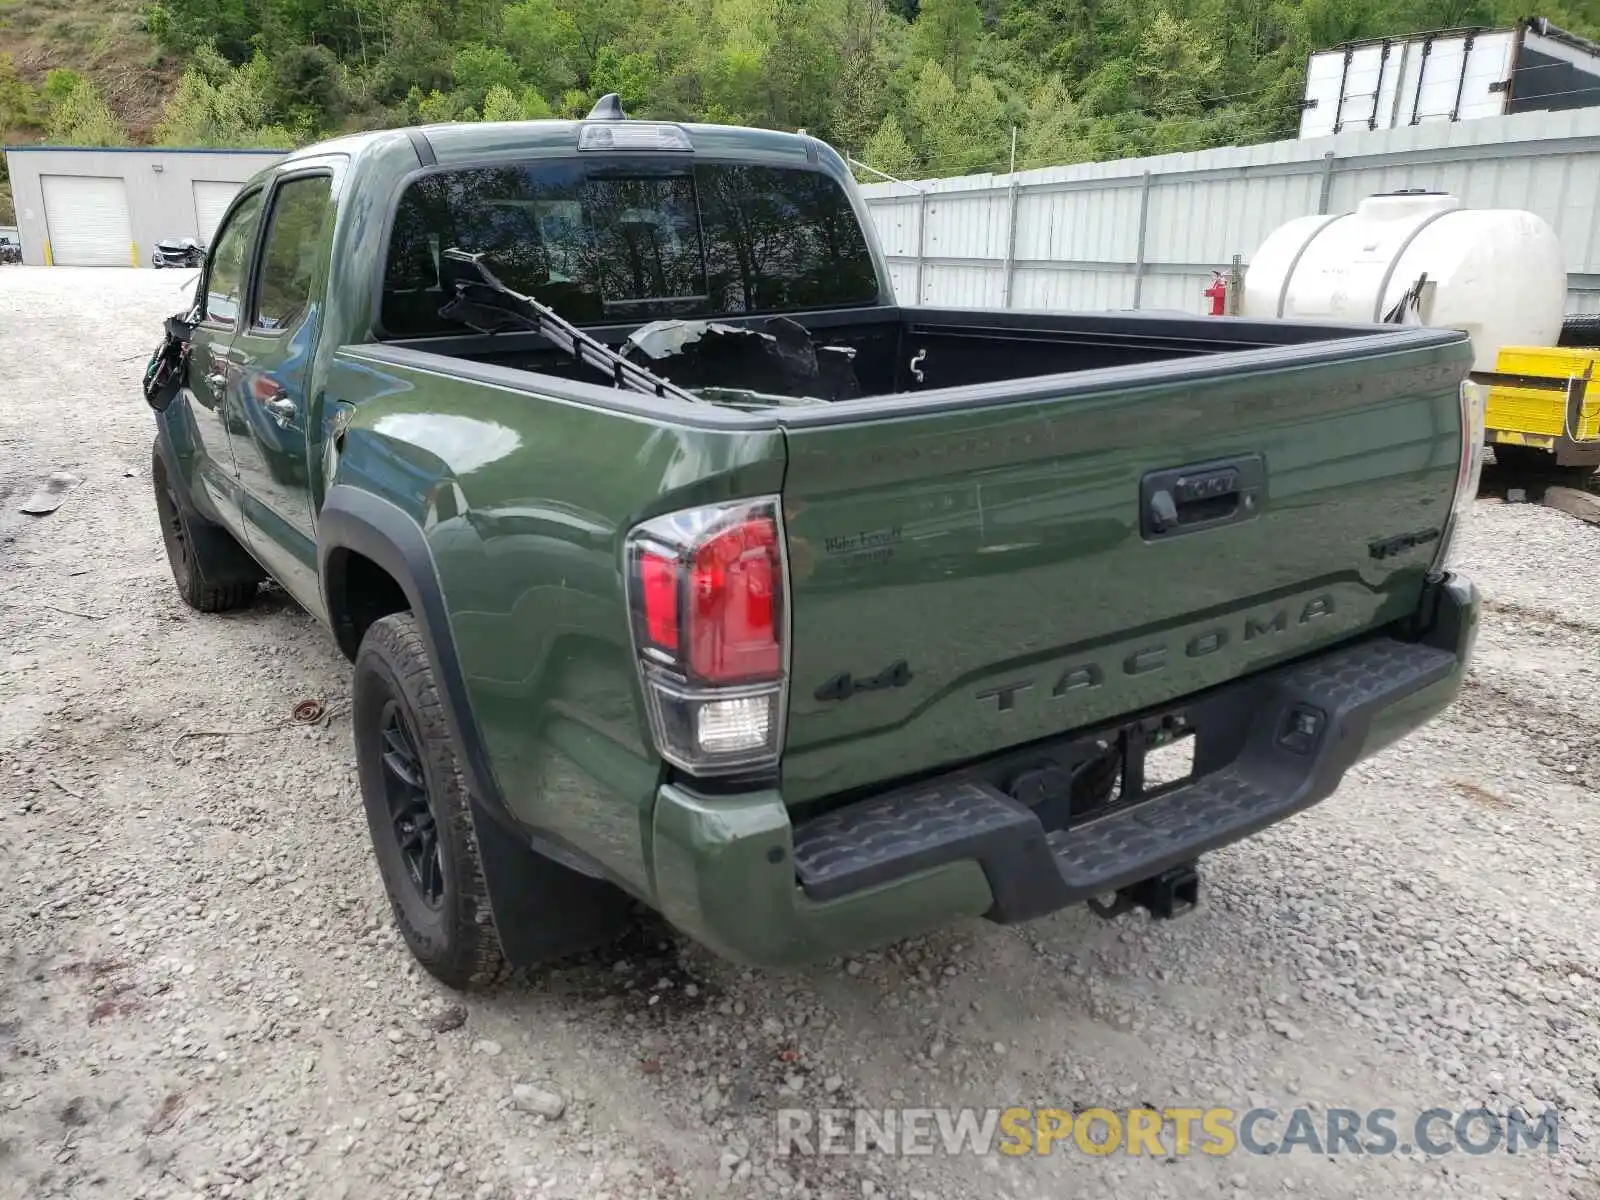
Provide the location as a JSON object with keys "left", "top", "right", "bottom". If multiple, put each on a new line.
{"left": 192, "top": 180, "right": 241, "bottom": 243}
{"left": 41, "top": 175, "right": 133, "bottom": 267}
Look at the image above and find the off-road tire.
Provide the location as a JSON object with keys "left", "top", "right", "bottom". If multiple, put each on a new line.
{"left": 151, "top": 444, "right": 257, "bottom": 612}
{"left": 353, "top": 613, "right": 511, "bottom": 991}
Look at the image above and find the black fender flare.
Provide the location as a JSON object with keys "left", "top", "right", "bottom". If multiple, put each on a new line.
{"left": 154, "top": 415, "right": 196, "bottom": 507}
{"left": 154, "top": 403, "right": 213, "bottom": 522}
{"left": 317, "top": 485, "right": 632, "bottom": 965}
{"left": 318, "top": 485, "right": 511, "bottom": 828}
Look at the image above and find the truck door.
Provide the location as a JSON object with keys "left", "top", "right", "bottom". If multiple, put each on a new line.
{"left": 185, "top": 187, "right": 264, "bottom": 534}
{"left": 228, "top": 169, "right": 337, "bottom": 616}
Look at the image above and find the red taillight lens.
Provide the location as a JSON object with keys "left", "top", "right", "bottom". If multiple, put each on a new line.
{"left": 638, "top": 550, "right": 680, "bottom": 652}
{"left": 689, "top": 517, "right": 780, "bottom": 683}
{"left": 625, "top": 498, "right": 788, "bottom": 775}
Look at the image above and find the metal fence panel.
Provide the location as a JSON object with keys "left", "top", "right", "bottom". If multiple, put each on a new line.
{"left": 860, "top": 105, "right": 1600, "bottom": 317}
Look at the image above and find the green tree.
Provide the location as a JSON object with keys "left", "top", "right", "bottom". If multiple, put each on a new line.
{"left": 42, "top": 72, "right": 129, "bottom": 146}
{"left": 268, "top": 44, "right": 348, "bottom": 131}
{"left": 41, "top": 70, "right": 89, "bottom": 110}
{"left": 0, "top": 53, "right": 34, "bottom": 227}
{"left": 1017, "top": 75, "right": 1085, "bottom": 169}
{"left": 830, "top": 47, "right": 889, "bottom": 157}
{"left": 144, "top": 0, "right": 258, "bottom": 62}
{"left": 911, "top": 0, "right": 982, "bottom": 81}
{"left": 0, "top": 53, "right": 38, "bottom": 136}
{"left": 480, "top": 84, "right": 555, "bottom": 121}
{"left": 998, "top": 0, "right": 1093, "bottom": 79}
{"left": 1134, "top": 10, "right": 1221, "bottom": 117}
{"left": 903, "top": 60, "right": 1006, "bottom": 174}
{"left": 372, "top": 1, "right": 453, "bottom": 103}
{"left": 554, "top": 0, "right": 645, "bottom": 81}
{"left": 764, "top": 0, "right": 839, "bottom": 131}
{"left": 154, "top": 54, "right": 298, "bottom": 148}
{"left": 502, "top": 0, "right": 582, "bottom": 96}
{"left": 589, "top": 45, "right": 657, "bottom": 113}
{"left": 413, "top": 87, "right": 470, "bottom": 123}
{"left": 557, "top": 88, "right": 593, "bottom": 116}
{"left": 827, "top": 0, "right": 893, "bottom": 152}
{"left": 1288, "top": 0, "right": 1380, "bottom": 51}
{"left": 862, "top": 112, "right": 916, "bottom": 176}
{"left": 452, "top": 43, "right": 521, "bottom": 110}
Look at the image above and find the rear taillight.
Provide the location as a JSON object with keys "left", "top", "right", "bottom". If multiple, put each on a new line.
{"left": 626, "top": 497, "right": 788, "bottom": 775}
{"left": 1430, "top": 379, "right": 1486, "bottom": 576}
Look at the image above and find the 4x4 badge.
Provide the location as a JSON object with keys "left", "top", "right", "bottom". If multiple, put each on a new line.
{"left": 814, "top": 659, "right": 913, "bottom": 703}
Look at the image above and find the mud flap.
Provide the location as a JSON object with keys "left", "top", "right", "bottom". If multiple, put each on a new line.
{"left": 467, "top": 795, "right": 635, "bottom": 968}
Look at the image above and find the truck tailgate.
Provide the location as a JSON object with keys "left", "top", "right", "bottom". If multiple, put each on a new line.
{"left": 776, "top": 337, "right": 1469, "bottom": 804}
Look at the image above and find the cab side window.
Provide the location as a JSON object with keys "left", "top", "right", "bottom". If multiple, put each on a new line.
{"left": 203, "top": 191, "right": 264, "bottom": 330}
{"left": 252, "top": 176, "right": 335, "bottom": 333}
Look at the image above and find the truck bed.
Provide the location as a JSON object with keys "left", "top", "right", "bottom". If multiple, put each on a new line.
{"left": 380, "top": 305, "right": 1435, "bottom": 401}
{"left": 352, "top": 308, "right": 1469, "bottom": 807}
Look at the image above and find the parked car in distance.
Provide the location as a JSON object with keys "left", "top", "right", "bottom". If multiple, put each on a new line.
{"left": 0, "top": 230, "right": 21, "bottom": 265}
{"left": 147, "top": 100, "right": 1483, "bottom": 992}
{"left": 152, "top": 237, "right": 205, "bottom": 269}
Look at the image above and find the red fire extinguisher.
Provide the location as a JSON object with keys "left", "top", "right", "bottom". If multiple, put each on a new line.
{"left": 1203, "top": 272, "right": 1228, "bottom": 316}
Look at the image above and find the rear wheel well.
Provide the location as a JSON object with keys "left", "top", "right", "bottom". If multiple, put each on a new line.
{"left": 326, "top": 547, "right": 410, "bottom": 660}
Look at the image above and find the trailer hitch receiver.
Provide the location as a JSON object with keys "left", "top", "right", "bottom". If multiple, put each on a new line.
{"left": 1086, "top": 863, "right": 1200, "bottom": 921}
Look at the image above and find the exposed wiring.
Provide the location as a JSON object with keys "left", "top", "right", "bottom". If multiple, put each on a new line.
{"left": 169, "top": 697, "right": 350, "bottom": 761}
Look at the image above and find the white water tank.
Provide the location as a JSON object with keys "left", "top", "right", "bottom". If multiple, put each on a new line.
{"left": 1242, "top": 191, "right": 1566, "bottom": 370}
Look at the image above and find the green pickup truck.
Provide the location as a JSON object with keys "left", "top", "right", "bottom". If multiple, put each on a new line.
{"left": 147, "top": 100, "right": 1483, "bottom": 990}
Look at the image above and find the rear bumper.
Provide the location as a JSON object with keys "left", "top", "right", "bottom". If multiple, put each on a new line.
{"left": 650, "top": 573, "right": 1479, "bottom": 967}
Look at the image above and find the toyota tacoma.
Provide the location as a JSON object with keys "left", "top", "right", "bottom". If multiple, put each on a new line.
{"left": 144, "top": 100, "right": 1482, "bottom": 989}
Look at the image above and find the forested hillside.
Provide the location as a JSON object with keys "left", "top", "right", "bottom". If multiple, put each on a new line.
{"left": 3, "top": 0, "right": 1600, "bottom": 214}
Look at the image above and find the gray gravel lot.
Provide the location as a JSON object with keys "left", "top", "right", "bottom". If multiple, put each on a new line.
{"left": 1, "top": 267, "right": 1597, "bottom": 1200}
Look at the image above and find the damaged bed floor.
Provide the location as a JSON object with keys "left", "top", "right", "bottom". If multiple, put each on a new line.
{"left": 1, "top": 267, "right": 1598, "bottom": 1200}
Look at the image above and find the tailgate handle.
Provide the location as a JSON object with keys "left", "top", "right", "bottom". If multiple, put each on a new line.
{"left": 1141, "top": 456, "right": 1265, "bottom": 539}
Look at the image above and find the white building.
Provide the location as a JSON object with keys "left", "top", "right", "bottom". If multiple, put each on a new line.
{"left": 1, "top": 145, "right": 286, "bottom": 267}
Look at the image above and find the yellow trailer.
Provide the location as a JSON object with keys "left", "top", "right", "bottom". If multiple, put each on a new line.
{"left": 1483, "top": 345, "right": 1600, "bottom": 468}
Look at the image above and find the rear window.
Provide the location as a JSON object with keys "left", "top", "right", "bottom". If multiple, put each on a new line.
{"left": 380, "top": 161, "right": 880, "bottom": 337}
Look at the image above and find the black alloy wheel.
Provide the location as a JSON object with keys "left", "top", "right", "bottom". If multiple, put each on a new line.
{"left": 352, "top": 613, "right": 510, "bottom": 989}
{"left": 377, "top": 701, "right": 445, "bottom": 908}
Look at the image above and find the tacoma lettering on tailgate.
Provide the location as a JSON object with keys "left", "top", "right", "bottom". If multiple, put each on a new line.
{"left": 977, "top": 595, "right": 1335, "bottom": 712}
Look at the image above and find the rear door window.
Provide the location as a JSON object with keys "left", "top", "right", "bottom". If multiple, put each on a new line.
{"left": 380, "top": 161, "right": 879, "bottom": 337}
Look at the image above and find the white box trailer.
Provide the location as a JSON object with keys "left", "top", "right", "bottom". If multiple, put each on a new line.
{"left": 1299, "top": 17, "right": 1600, "bottom": 138}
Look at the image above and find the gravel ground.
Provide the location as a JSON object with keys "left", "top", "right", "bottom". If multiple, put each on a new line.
{"left": 2, "top": 266, "right": 1598, "bottom": 1200}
